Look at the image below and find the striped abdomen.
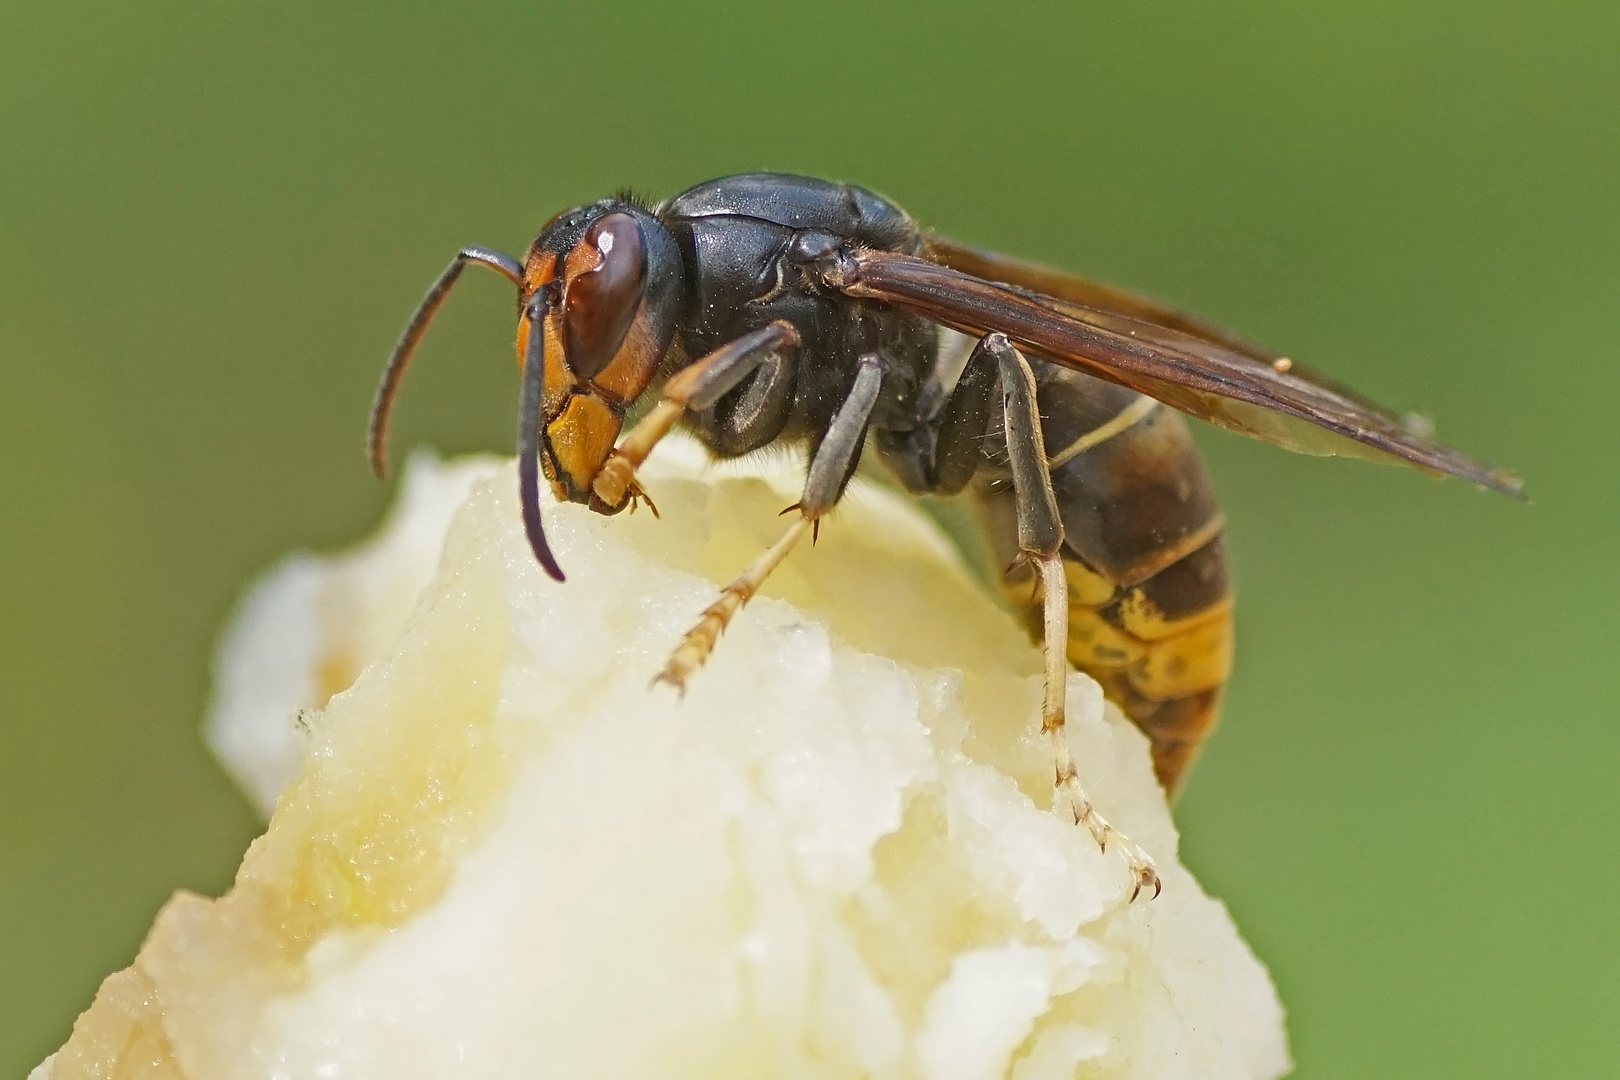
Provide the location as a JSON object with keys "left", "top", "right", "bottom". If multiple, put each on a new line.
{"left": 975, "top": 361, "right": 1233, "bottom": 796}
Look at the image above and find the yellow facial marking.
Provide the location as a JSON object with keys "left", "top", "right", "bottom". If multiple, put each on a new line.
{"left": 545, "top": 393, "right": 624, "bottom": 500}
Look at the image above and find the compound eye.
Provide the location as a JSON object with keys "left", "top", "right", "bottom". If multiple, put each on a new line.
{"left": 561, "top": 212, "right": 645, "bottom": 380}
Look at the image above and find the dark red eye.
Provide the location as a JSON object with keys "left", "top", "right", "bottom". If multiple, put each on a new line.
{"left": 561, "top": 213, "right": 645, "bottom": 380}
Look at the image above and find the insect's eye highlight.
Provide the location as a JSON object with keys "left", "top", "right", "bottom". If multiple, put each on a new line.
{"left": 561, "top": 212, "right": 646, "bottom": 380}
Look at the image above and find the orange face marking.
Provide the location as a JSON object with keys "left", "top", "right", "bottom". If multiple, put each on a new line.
{"left": 543, "top": 392, "right": 624, "bottom": 504}
{"left": 522, "top": 251, "right": 557, "bottom": 303}
{"left": 512, "top": 312, "right": 576, "bottom": 425}
{"left": 516, "top": 249, "right": 575, "bottom": 418}
{"left": 542, "top": 314, "right": 574, "bottom": 419}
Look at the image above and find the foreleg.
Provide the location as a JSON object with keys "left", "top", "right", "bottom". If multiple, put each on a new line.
{"left": 590, "top": 321, "right": 800, "bottom": 510}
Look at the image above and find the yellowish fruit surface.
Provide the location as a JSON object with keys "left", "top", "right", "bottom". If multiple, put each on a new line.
{"left": 35, "top": 439, "right": 1287, "bottom": 1080}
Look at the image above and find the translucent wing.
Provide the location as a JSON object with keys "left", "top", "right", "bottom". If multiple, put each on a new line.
{"left": 835, "top": 245, "right": 1522, "bottom": 496}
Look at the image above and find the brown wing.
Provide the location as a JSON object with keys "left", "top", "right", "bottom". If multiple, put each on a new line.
{"left": 922, "top": 233, "right": 1281, "bottom": 364}
{"left": 834, "top": 246, "right": 1523, "bottom": 497}
{"left": 925, "top": 232, "right": 1430, "bottom": 429}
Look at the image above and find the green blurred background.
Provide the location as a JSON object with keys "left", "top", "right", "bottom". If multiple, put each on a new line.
{"left": 2, "top": 1, "right": 1614, "bottom": 1075}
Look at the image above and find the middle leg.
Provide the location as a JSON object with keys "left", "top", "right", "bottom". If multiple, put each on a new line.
{"left": 655, "top": 354, "right": 885, "bottom": 692}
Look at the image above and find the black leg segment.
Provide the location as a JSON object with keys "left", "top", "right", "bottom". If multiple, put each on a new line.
{"left": 800, "top": 354, "right": 884, "bottom": 518}
{"left": 673, "top": 322, "right": 800, "bottom": 411}
{"left": 927, "top": 334, "right": 1000, "bottom": 495}
{"left": 871, "top": 333, "right": 996, "bottom": 496}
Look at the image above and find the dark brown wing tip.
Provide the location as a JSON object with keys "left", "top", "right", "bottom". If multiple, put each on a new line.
{"left": 1380, "top": 439, "right": 1523, "bottom": 500}
{"left": 1485, "top": 468, "right": 1527, "bottom": 501}
{"left": 1418, "top": 449, "right": 1523, "bottom": 500}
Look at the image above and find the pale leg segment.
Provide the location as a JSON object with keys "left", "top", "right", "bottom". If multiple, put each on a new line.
{"left": 1037, "top": 553, "right": 1160, "bottom": 901}
{"left": 989, "top": 332, "right": 1159, "bottom": 902}
{"left": 655, "top": 516, "right": 812, "bottom": 693}
{"left": 592, "top": 399, "right": 683, "bottom": 512}
{"left": 655, "top": 354, "right": 885, "bottom": 693}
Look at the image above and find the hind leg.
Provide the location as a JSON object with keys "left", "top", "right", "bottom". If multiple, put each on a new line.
{"left": 988, "top": 333, "right": 1160, "bottom": 901}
